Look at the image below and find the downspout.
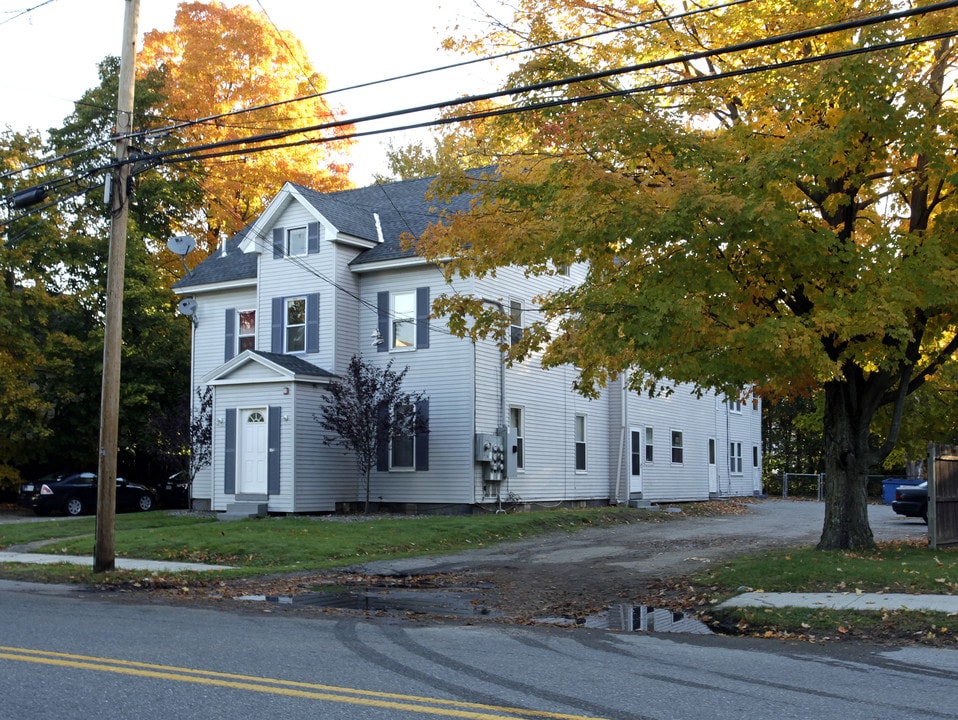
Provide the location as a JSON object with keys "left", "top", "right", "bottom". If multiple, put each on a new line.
{"left": 481, "top": 298, "right": 508, "bottom": 433}
{"left": 613, "top": 373, "right": 627, "bottom": 505}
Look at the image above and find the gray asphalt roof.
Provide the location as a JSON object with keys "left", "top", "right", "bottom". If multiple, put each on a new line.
{"left": 250, "top": 351, "right": 336, "bottom": 378}
{"left": 172, "top": 224, "right": 258, "bottom": 290}
{"left": 173, "top": 172, "right": 485, "bottom": 292}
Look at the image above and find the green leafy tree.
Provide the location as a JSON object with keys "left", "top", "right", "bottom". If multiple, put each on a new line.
{"left": 418, "top": 0, "right": 958, "bottom": 549}
{"left": 0, "top": 58, "right": 194, "bottom": 480}
{"left": 316, "top": 356, "right": 426, "bottom": 512}
{"left": 0, "top": 128, "right": 93, "bottom": 482}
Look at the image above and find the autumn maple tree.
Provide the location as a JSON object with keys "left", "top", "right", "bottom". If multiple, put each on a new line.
{"left": 138, "top": 1, "right": 353, "bottom": 250}
{"left": 416, "top": 0, "right": 958, "bottom": 549}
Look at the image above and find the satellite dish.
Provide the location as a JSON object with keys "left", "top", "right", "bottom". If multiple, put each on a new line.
{"left": 167, "top": 235, "right": 196, "bottom": 257}
{"left": 177, "top": 298, "right": 197, "bottom": 316}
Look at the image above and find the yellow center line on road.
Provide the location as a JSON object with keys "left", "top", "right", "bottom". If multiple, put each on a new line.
{"left": 0, "top": 645, "right": 608, "bottom": 720}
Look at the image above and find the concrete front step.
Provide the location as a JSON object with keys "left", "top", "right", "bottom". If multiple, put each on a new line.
{"left": 218, "top": 501, "right": 268, "bottom": 521}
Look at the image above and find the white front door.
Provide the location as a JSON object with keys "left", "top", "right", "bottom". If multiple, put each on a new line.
{"left": 629, "top": 428, "right": 643, "bottom": 494}
{"left": 240, "top": 408, "right": 269, "bottom": 495}
{"left": 708, "top": 437, "right": 718, "bottom": 494}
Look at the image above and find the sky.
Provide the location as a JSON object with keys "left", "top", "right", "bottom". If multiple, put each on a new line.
{"left": 0, "top": 0, "right": 507, "bottom": 184}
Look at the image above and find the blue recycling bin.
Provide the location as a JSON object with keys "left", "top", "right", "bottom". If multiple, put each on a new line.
{"left": 882, "top": 478, "right": 923, "bottom": 505}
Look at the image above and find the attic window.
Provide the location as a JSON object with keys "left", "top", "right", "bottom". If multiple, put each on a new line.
{"left": 287, "top": 227, "right": 307, "bottom": 257}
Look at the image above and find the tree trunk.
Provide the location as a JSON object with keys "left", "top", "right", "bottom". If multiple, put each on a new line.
{"left": 363, "top": 469, "right": 371, "bottom": 514}
{"left": 817, "top": 380, "right": 876, "bottom": 550}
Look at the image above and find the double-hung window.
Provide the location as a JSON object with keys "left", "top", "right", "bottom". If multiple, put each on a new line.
{"left": 671, "top": 430, "right": 684, "bottom": 464}
{"left": 224, "top": 308, "right": 257, "bottom": 361}
{"left": 271, "top": 294, "right": 319, "bottom": 355}
{"left": 510, "top": 300, "right": 523, "bottom": 346}
{"left": 645, "top": 427, "right": 654, "bottom": 463}
{"left": 574, "top": 414, "right": 587, "bottom": 471}
{"left": 286, "top": 227, "right": 308, "bottom": 257}
{"left": 392, "top": 291, "right": 416, "bottom": 349}
{"left": 272, "top": 223, "right": 321, "bottom": 259}
{"left": 730, "top": 442, "right": 743, "bottom": 474}
{"left": 377, "top": 288, "right": 430, "bottom": 352}
{"left": 237, "top": 310, "right": 256, "bottom": 352}
{"left": 378, "top": 399, "right": 430, "bottom": 472}
{"left": 510, "top": 406, "right": 524, "bottom": 470}
{"left": 390, "top": 403, "right": 415, "bottom": 469}
{"left": 285, "top": 297, "right": 306, "bottom": 353}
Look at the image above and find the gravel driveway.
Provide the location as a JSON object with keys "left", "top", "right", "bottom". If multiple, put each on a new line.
{"left": 339, "top": 500, "right": 930, "bottom": 621}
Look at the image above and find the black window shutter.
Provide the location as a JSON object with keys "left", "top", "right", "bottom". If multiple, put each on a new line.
{"left": 268, "top": 406, "right": 281, "bottom": 495}
{"left": 415, "top": 398, "right": 429, "bottom": 471}
{"left": 307, "top": 222, "right": 321, "bottom": 254}
{"left": 271, "top": 297, "right": 283, "bottom": 352}
{"left": 306, "top": 293, "right": 319, "bottom": 353}
{"left": 416, "top": 286, "right": 430, "bottom": 349}
{"left": 376, "top": 405, "right": 389, "bottom": 471}
{"left": 224, "top": 308, "right": 236, "bottom": 361}
{"left": 377, "top": 291, "right": 389, "bottom": 353}
{"left": 272, "top": 227, "right": 284, "bottom": 259}
{"left": 224, "top": 408, "right": 237, "bottom": 494}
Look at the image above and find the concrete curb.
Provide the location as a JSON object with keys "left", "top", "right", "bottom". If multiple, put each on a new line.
{"left": 0, "top": 551, "right": 232, "bottom": 572}
{"left": 717, "top": 591, "right": 958, "bottom": 614}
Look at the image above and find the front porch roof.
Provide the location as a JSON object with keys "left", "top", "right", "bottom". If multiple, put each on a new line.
{"left": 203, "top": 350, "right": 336, "bottom": 386}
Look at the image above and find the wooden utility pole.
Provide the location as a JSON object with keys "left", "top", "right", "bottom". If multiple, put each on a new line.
{"left": 94, "top": 0, "right": 140, "bottom": 573}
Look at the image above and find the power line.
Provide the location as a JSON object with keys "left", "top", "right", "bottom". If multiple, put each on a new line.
{"left": 0, "top": 0, "right": 57, "bottom": 27}
{"left": 119, "top": 0, "right": 756, "bottom": 142}
{"left": 130, "top": 3, "right": 958, "bottom": 168}
{"left": 3, "top": 1, "right": 956, "bottom": 228}
{"left": 3, "top": 1, "right": 753, "bottom": 197}
{"left": 0, "top": 0, "right": 911, "bottom": 185}
{"left": 6, "top": 0, "right": 755, "bottom": 177}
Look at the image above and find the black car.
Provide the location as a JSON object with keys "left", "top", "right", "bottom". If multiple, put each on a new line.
{"left": 17, "top": 471, "right": 156, "bottom": 516}
{"left": 157, "top": 471, "right": 190, "bottom": 509}
{"left": 892, "top": 481, "right": 928, "bottom": 523}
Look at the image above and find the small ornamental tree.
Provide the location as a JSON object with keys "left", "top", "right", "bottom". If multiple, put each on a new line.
{"left": 149, "top": 385, "right": 212, "bottom": 506}
{"left": 188, "top": 385, "right": 214, "bottom": 490}
{"left": 317, "top": 356, "right": 425, "bottom": 512}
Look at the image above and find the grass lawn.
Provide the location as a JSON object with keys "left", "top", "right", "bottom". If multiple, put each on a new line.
{"left": 0, "top": 506, "right": 655, "bottom": 582}
{"left": 694, "top": 541, "right": 958, "bottom": 644}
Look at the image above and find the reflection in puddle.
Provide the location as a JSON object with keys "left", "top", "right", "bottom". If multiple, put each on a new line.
{"left": 236, "top": 587, "right": 496, "bottom": 618}
{"left": 235, "top": 590, "right": 709, "bottom": 634}
{"left": 606, "top": 605, "right": 712, "bottom": 634}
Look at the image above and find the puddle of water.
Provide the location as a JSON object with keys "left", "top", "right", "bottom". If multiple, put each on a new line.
{"left": 536, "top": 605, "right": 712, "bottom": 634}
{"left": 605, "top": 605, "right": 712, "bottom": 634}
{"left": 236, "top": 587, "right": 497, "bottom": 618}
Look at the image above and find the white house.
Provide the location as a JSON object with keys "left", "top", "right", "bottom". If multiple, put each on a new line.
{"left": 172, "top": 174, "right": 762, "bottom": 515}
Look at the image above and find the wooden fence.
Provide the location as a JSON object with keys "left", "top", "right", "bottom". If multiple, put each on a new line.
{"left": 928, "top": 443, "right": 958, "bottom": 549}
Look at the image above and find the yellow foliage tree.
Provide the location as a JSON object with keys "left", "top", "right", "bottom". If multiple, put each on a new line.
{"left": 138, "top": 1, "right": 354, "bottom": 250}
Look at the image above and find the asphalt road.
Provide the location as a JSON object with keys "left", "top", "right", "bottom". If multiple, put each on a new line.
{"left": 0, "top": 573, "right": 955, "bottom": 720}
